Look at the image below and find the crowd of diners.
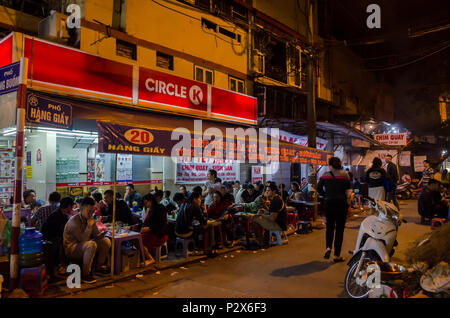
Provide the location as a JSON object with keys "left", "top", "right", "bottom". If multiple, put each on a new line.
{"left": 17, "top": 169, "right": 314, "bottom": 285}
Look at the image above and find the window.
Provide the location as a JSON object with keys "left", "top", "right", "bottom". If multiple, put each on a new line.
{"left": 232, "top": 2, "right": 248, "bottom": 22}
{"left": 229, "top": 76, "right": 245, "bottom": 94}
{"left": 116, "top": 39, "right": 136, "bottom": 60}
{"left": 218, "top": 27, "right": 241, "bottom": 43}
{"left": 156, "top": 52, "right": 174, "bottom": 70}
{"left": 195, "top": 66, "right": 214, "bottom": 84}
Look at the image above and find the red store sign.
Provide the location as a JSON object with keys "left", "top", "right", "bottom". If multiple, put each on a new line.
{"left": 7, "top": 34, "right": 257, "bottom": 125}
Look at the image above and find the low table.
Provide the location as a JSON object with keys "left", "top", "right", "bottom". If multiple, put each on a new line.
{"left": 106, "top": 230, "right": 146, "bottom": 275}
{"left": 233, "top": 212, "right": 257, "bottom": 246}
{"left": 2, "top": 208, "right": 32, "bottom": 226}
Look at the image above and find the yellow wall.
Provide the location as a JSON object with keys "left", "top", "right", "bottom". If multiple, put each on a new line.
{"left": 0, "top": 6, "right": 41, "bottom": 33}
{"left": 81, "top": 0, "right": 248, "bottom": 92}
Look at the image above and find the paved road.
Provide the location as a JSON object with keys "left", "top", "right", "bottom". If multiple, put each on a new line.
{"left": 63, "top": 200, "right": 430, "bottom": 298}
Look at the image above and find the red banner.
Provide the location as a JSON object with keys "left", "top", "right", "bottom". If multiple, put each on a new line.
{"left": 139, "top": 67, "right": 208, "bottom": 112}
{"left": 21, "top": 35, "right": 257, "bottom": 124}
{"left": 24, "top": 37, "right": 133, "bottom": 100}
{"left": 0, "top": 34, "right": 13, "bottom": 68}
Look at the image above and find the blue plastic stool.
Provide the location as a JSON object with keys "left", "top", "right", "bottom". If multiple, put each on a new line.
{"left": 155, "top": 241, "right": 169, "bottom": 262}
{"left": 297, "top": 221, "right": 313, "bottom": 234}
{"left": 269, "top": 230, "right": 288, "bottom": 246}
{"left": 175, "top": 237, "right": 195, "bottom": 258}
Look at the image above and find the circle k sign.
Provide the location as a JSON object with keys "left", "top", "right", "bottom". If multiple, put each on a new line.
{"left": 189, "top": 85, "right": 203, "bottom": 105}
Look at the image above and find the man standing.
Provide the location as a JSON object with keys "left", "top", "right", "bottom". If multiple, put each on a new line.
{"left": 419, "top": 160, "right": 435, "bottom": 189}
{"left": 64, "top": 197, "right": 111, "bottom": 284}
{"left": 203, "top": 169, "right": 221, "bottom": 208}
{"left": 385, "top": 155, "right": 400, "bottom": 210}
{"left": 124, "top": 184, "right": 143, "bottom": 210}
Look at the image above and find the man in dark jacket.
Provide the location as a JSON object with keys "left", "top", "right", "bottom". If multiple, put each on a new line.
{"left": 175, "top": 192, "right": 207, "bottom": 238}
{"left": 101, "top": 190, "right": 134, "bottom": 225}
{"left": 385, "top": 155, "right": 400, "bottom": 209}
{"left": 41, "top": 197, "right": 74, "bottom": 279}
{"left": 418, "top": 179, "right": 449, "bottom": 223}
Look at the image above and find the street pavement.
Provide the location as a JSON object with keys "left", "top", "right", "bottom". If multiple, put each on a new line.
{"left": 62, "top": 200, "right": 430, "bottom": 298}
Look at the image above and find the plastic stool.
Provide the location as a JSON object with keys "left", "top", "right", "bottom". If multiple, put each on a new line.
{"left": 155, "top": 241, "right": 169, "bottom": 262}
{"left": 269, "top": 230, "right": 288, "bottom": 246}
{"left": 288, "top": 212, "right": 299, "bottom": 226}
{"left": 175, "top": 237, "right": 195, "bottom": 258}
{"left": 297, "top": 221, "right": 313, "bottom": 234}
{"left": 18, "top": 264, "right": 48, "bottom": 297}
{"left": 431, "top": 218, "right": 447, "bottom": 230}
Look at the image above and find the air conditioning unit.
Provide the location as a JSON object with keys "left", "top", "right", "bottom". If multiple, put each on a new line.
{"left": 252, "top": 49, "right": 265, "bottom": 75}
{"left": 38, "top": 11, "right": 80, "bottom": 47}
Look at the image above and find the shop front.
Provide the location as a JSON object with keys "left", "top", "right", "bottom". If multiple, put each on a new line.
{"left": 0, "top": 32, "right": 260, "bottom": 202}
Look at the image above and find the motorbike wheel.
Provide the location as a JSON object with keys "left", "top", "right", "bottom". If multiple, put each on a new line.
{"left": 345, "top": 253, "right": 381, "bottom": 298}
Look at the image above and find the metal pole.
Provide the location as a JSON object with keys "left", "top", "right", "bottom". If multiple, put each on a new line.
{"left": 110, "top": 154, "right": 117, "bottom": 278}
{"left": 10, "top": 57, "right": 28, "bottom": 289}
{"left": 306, "top": 0, "right": 318, "bottom": 222}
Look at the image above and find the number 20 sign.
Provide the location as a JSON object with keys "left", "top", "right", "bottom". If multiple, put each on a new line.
{"left": 124, "top": 129, "right": 154, "bottom": 145}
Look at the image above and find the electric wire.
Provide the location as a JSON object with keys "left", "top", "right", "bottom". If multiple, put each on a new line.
{"left": 366, "top": 43, "right": 450, "bottom": 71}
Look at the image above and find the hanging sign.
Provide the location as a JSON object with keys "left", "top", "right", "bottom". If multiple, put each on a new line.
{"left": 251, "top": 166, "right": 264, "bottom": 184}
{"left": 175, "top": 157, "right": 238, "bottom": 184}
{"left": 374, "top": 133, "right": 408, "bottom": 146}
{"left": 97, "top": 121, "right": 333, "bottom": 165}
{"left": 25, "top": 93, "right": 73, "bottom": 129}
{"left": 0, "top": 61, "right": 20, "bottom": 96}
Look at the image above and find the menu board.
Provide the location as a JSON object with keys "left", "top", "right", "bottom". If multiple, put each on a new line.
{"left": 176, "top": 157, "right": 239, "bottom": 184}
{"left": 116, "top": 154, "right": 133, "bottom": 182}
{"left": 0, "top": 149, "right": 14, "bottom": 201}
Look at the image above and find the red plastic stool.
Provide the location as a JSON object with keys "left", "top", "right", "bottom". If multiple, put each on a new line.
{"left": 431, "top": 218, "right": 447, "bottom": 230}
{"left": 288, "top": 212, "right": 299, "bottom": 226}
{"left": 19, "top": 264, "right": 48, "bottom": 297}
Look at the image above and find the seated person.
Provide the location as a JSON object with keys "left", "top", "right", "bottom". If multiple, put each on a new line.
{"left": 22, "top": 189, "right": 45, "bottom": 212}
{"left": 207, "top": 191, "right": 235, "bottom": 247}
{"left": 220, "top": 184, "right": 235, "bottom": 206}
{"left": 154, "top": 190, "right": 164, "bottom": 204}
{"left": 175, "top": 192, "right": 207, "bottom": 239}
{"left": 251, "top": 184, "right": 288, "bottom": 247}
{"left": 101, "top": 190, "right": 134, "bottom": 225}
{"left": 63, "top": 197, "right": 111, "bottom": 284}
{"left": 41, "top": 197, "right": 74, "bottom": 278}
{"left": 160, "top": 191, "right": 178, "bottom": 214}
{"left": 172, "top": 192, "right": 187, "bottom": 215}
{"left": 418, "top": 179, "right": 449, "bottom": 223}
{"left": 288, "top": 182, "right": 300, "bottom": 200}
{"left": 279, "top": 184, "right": 289, "bottom": 202}
{"left": 141, "top": 193, "right": 168, "bottom": 264}
{"left": 124, "top": 184, "right": 143, "bottom": 210}
{"left": 91, "top": 192, "right": 104, "bottom": 218}
{"left": 179, "top": 185, "right": 191, "bottom": 199}
{"left": 241, "top": 184, "right": 259, "bottom": 203}
{"left": 238, "top": 192, "right": 270, "bottom": 213}
{"left": 31, "top": 191, "right": 61, "bottom": 231}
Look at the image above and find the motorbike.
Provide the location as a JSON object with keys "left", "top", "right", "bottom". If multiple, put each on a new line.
{"left": 396, "top": 182, "right": 412, "bottom": 200}
{"left": 344, "top": 197, "right": 407, "bottom": 298}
